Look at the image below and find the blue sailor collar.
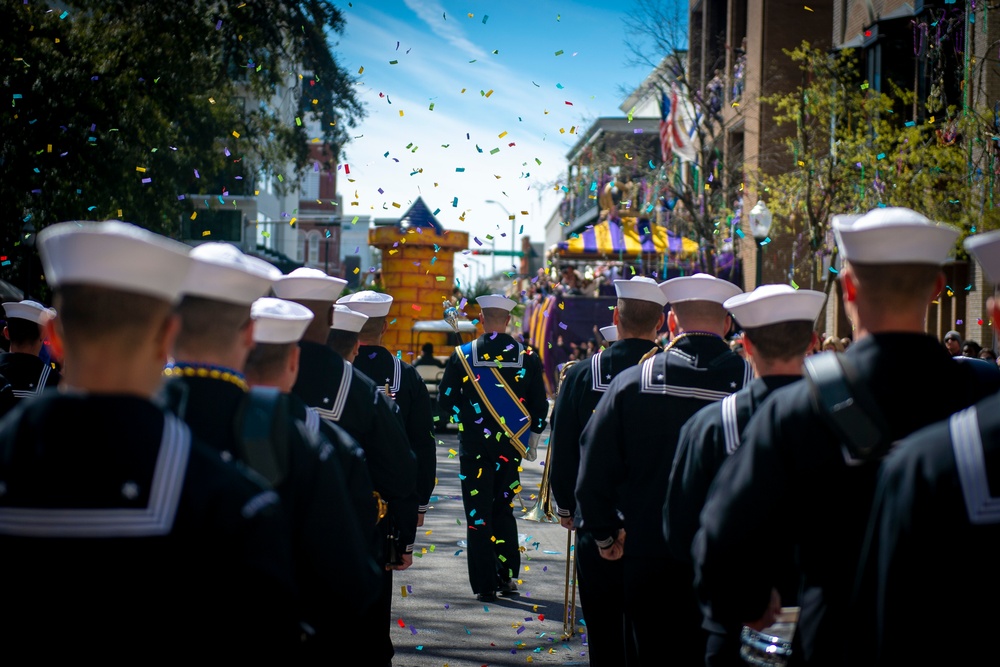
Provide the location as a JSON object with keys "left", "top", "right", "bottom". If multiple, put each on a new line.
{"left": 951, "top": 405, "right": 1000, "bottom": 525}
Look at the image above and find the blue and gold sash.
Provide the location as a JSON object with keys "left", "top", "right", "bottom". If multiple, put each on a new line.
{"left": 455, "top": 341, "right": 530, "bottom": 457}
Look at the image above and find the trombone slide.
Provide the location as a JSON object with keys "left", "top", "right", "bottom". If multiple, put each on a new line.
{"left": 562, "top": 528, "right": 579, "bottom": 639}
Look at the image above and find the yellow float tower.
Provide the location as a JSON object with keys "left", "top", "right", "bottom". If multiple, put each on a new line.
{"left": 369, "top": 197, "right": 469, "bottom": 358}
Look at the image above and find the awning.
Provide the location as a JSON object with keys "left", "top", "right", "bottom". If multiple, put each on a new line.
{"left": 552, "top": 217, "right": 699, "bottom": 260}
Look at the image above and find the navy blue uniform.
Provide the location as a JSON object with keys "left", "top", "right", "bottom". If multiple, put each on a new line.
{"left": 292, "top": 395, "right": 380, "bottom": 543}
{"left": 354, "top": 344, "right": 437, "bottom": 517}
{"left": 291, "top": 340, "right": 417, "bottom": 667}
{"left": 160, "top": 373, "right": 382, "bottom": 655}
{"left": 0, "top": 351, "right": 60, "bottom": 417}
{"left": 852, "top": 393, "right": 1000, "bottom": 665}
{"left": 549, "top": 337, "right": 659, "bottom": 665}
{"left": 0, "top": 393, "right": 301, "bottom": 658}
{"left": 666, "top": 374, "right": 801, "bottom": 666}
{"left": 438, "top": 332, "right": 549, "bottom": 595}
{"left": 577, "top": 332, "right": 751, "bottom": 666}
{"left": 694, "top": 334, "right": 1000, "bottom": 667}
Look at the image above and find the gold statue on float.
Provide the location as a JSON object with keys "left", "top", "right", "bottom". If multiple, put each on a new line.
{"left": 597, "top": 174, "right": 639, "bottom": 225}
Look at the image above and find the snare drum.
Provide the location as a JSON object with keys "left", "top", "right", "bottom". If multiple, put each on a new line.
{"left": 739, "top": 607, "right": 799, "bottom": 667}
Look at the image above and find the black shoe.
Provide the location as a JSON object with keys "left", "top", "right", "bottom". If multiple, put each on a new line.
{"left": 477, "top": 591, "right": 498, "bottom": 602}
{"left": 499, "top": 579, "right": 519, "bottom": 596}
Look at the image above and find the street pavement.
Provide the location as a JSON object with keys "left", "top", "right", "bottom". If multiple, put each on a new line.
{"left": 386, "top": 425, "right": 592, "bottom": 666}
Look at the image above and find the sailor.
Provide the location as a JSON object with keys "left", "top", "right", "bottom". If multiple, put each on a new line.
{"left": 277, "top": 271, "right": 416, "bottom": 531}
{"left": 599, "top": 324, "right": 618, "bottom": 347}
{"left": 575, "top": 272, "right": 750, "bottom": 666}
{"left": 279, "top": 271, "right": 417, "bottom": 558}
{"left": 338, "top": 290, "right": 437, "bottom": 527}
{"left": 693, "top": 208, "right": 1000, "bottom": 667}
{"left": 664, "top": 283, "right": 826, "bottom": 667}
{"left": 326, "top": 301, "right": 420, "bottom": 666}
{"left": 244, "top": 296, "right": 381, "bottom": 555}
{"left": 0, "top": 221, "right": 300, "bottom": 657}
{"left": 850, "top": 227, "right": 1000, "bottom": 666}
{"left": 158, "top": 243, "right": 381, "bottom": 657}
{"left": 549, "top": 275, "right": 666, "bottom": 665}
{"left": 437, "top": 294, "right": 549, "bottom": 602}
{"left": 0, "top": 299, "right": 61, "bottom": 416}
{"left": 277, "top": 268, "right": 417, "bottom": 667}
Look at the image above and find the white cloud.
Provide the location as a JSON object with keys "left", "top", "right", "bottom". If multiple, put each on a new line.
{"left": 402, "top": 0, "right": 486, "bottom": 60}
{"left": 329, "top": 0, "right": 652, "bottom": 283}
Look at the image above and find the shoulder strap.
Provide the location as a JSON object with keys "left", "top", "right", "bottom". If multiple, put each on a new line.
{"left": 803, "top": 352, "right": 891, "bottom": 464}
{"left": 234, "top": 387, "right": 290, "bottom": 488}
{"left": 455, "top": 343, "right": 531, "bottom": 457}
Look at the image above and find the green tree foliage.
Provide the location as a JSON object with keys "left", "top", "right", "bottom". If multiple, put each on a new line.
{"left": 1, "top": 0, "right": 363, "bottom": 244}
{"left": 760, "top": 41, "right": 996, "bottom": 289}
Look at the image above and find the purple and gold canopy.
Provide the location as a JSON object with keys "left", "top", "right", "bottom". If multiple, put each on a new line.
{"left": 555, "top": 218, "right": 699, "bottom": 259}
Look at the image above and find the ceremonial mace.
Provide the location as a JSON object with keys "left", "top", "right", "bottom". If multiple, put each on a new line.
{"left": 444, "top": 303, "right": 464, "bottom": 345}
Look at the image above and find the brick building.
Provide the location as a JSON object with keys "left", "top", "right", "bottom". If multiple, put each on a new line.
{"left": 686, "top": 0, "right": 834, "bottom": 296}
{"left": 294, "top": 143, "right": 343, "bottom": 278}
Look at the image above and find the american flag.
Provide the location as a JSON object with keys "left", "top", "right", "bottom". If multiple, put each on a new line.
{"left": 660, "top": 85, "right": 697, "bottom": 164}
{"left": 659, "top": 90, "right": 672, "bottom": 163}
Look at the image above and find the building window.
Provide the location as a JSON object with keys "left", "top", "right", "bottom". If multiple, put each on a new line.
{"left": 303, "top": 170, "right": 321, "bottom": 200}
{"left": 296, "top": 229, "right": 306, "bottom": 262}
{"left": 307, "top": 230, "right": 321, "bottom": 265}
{"left": 256, "top": 219, "right": 276, "bottom": 250}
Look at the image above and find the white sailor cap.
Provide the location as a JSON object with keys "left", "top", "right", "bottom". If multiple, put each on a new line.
{"left": 723, "top": 284, "right": 826, "bottom": 328}
{"left": 964, "top": 229, "right": 1000, "bottom": 285}
{"left": 250, "top": 297, "right": 314, "bottom": 344}
{"left": 2, "top": 300, "right": 56, "bottom": 326}
{"left": 273, "top": 267, "right": 348, "bottom": 302}
{"left": 833, "top": 207, "right": 959, "bottom": 266}
{"left": 337, "top": 290, "right": 393, "bottom": 317}
{"left": 330, "top": 304, "right": 368, "bottom": 332}
{"left": 614, "top": 276, "right": 667, "bottom": 306}
{"left": 476, "top": 294, "right": 516, "bottom": 312}
{"left": 599, "top": 325, "right": 619, "bottom": 342}
{"left": 37, "top": 220, "right": 192, "bottom": 303}
{"left": 181, "top": 242, "right": 280, "bottom": 306}
{"left": 659, "top": 273, "right": 743, "bottom": 305}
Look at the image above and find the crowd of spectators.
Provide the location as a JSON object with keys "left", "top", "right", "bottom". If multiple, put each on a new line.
{"left": 942, "top": 328, "right": 999, "bottom": 365}
{"left": 520, "top": 265, "right": 622, "bottom": 300}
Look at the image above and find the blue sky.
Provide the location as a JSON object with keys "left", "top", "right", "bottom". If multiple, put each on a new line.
{"left": 330, "top": 0, "right": 657, "bottom": 281}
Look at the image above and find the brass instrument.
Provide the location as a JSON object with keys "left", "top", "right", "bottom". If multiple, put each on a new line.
{"left": 561, "top": 528, "right": 579, "bottom": 639}
{"left": 521, "top": 358, "right": 580, "bottom": 637}
{"left": 740, "top": 607, "right": 800, "bottom": 666}
{"left": 556, "top": 359, "right": 580, "bottom": 393}
{"left": 523, "top": 359, "right": 578, "bottom": 523}
{"left": 522, "top": 443, "right": 557, "bottom": 522}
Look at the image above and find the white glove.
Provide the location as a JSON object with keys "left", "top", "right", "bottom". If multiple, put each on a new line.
{"left": 524, "top": 432, "right": 542, "bottom": 462}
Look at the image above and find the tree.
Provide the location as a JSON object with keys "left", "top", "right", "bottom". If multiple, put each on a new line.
{"left": 1, "top": 0, "right": 363, "bottom": 287}
{"left": 759, "top": 41, "right": 998, "bottom": 298}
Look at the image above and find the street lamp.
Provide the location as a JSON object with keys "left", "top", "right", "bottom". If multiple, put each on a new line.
{"left": 748, "top": 200, "right": 773, "bottom": 288}
{"left": 485, "top": 199, "right": 516, "bottom": 276}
